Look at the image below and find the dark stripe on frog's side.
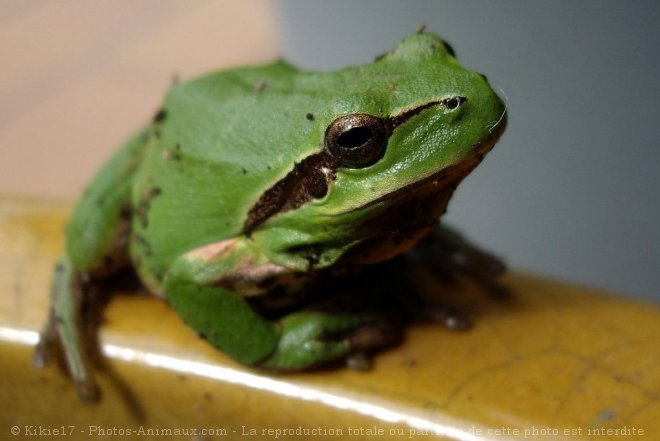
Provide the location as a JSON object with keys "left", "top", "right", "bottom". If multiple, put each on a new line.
{"left": 153, "top": 109, "right": 167, "bottom": 123}
{"left": 137, "top": 186, "right": 162, "bottom": 229}
{"left": 242, "top": 101, "right": 446, "bottom": 235}
{"left": 133, "top": 233, "right": 153, "bottom": 257}
{"left": 244, "top": 150, "right": 337, "bottom": 235}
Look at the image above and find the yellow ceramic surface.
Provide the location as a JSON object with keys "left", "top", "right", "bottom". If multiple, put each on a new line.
{"left": 0, "top": 195, "right": 658, "bottom": 440}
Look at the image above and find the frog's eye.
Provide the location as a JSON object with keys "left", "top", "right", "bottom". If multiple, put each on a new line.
{"left": 443, "top": 96, "right": 466, "bottom": 110}
{"left": 324, "top": 114, "right": 389, "bottom": 168}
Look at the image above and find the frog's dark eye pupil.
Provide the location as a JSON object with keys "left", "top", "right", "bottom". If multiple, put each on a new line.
{"left": 444, "top": 96, "right": 466, "bottom": 110}
{"left": 337, "top": 127, "right": 372, "bottom": 148}
{"left": 325, "top": 114, "right": 389, "bottom": 168}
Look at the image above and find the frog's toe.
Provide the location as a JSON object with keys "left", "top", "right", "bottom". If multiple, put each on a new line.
{"left": 33, "top": 311, "right": 60, "bottom": 368}
{"left": 422, "top": 305, "right": 472, "bottom": 331}
{"left": 341, "top": 323, "right": 399, "bottom": 371}
{"left": 345, "top": 352, "right": 372, "bottom": 370}
{"left": 33, "top": 339, "right": 54, "bottom": 368}
{"left": 76, "top": 379, "right": 102, "bottom": 404}
{"left": 349, "top": 317, "right": 400, "bottom": 350}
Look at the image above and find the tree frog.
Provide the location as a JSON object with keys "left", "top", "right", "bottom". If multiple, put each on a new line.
{"left": 35, "top": 31, "right": 507, "bottom": 403}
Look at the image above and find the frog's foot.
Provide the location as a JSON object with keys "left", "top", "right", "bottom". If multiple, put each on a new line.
{"left": 34, "top": 319, "right": 101, "bottom": 404}
{"left": 34, "top": 258, "right": 101, "bottom": 404}
{"left": 259, "top": 312, "right": 396, "bottom": 370}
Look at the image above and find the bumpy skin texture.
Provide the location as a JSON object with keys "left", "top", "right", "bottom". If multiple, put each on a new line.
{"left": 35, "top": 32, "right": 507, "bottom": 403}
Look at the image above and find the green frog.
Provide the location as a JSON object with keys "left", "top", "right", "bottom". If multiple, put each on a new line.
{"left": 35, "top": 30, "right": 507, "bottom": 403}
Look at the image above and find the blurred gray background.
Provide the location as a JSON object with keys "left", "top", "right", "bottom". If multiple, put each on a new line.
{"left": 271, "top": 0, "right": 660, "bottom": 302}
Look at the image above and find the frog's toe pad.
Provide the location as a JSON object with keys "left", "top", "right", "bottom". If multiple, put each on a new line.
{"left": 33, "top": 346, "right": 51, "bottom": 369}
{"left": 349, "top": 319, "right": 400, "bottom": 350}
{"left": 33, "top": 334, "right": 59, "bottom": 369}
{"left": 345, "top": 352, "right": 372, "bottom": 371}
{"left": 76, "top": 380, "right": 102, "bottom": 404}
{"left": 423, "top": 306, "right": 472, "bottom": 331}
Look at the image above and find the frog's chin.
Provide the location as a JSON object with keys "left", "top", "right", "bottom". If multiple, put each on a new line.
{"left": 348, "top": 137, "right": 500, "bottom": 265}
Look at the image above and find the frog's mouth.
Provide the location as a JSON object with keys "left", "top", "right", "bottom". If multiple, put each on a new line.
{"left": 348, "top": 126, "right": 505, "bottom": 264}
{"left": 370, "top": 128, "right": 503, "bottom": 209}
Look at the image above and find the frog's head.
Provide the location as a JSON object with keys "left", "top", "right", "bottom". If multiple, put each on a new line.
{"left": 251, "top": 32, "right": 507, "bottom": 268}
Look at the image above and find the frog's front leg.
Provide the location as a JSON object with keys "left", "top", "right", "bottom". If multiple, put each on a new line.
{"left": 402, "top": 224, "right": 508, "bottom": 330}
{"left": 163, "top": 237, "right": 381, "bottom": 370}
{"left": 414, "top": 224, "right": 506, "bottom": 284}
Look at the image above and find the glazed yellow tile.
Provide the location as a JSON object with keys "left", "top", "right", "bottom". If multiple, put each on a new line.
{"left": 1, "top": 195, "right": 658, "bottom": 440}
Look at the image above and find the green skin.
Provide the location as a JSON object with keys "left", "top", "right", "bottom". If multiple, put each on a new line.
{"left": 35, "top": 32, "right": 507, "bottom": 403}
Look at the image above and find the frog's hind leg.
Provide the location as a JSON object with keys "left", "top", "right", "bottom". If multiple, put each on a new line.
{"left": 35, "top": 256, "right": 101, "bottom": 403}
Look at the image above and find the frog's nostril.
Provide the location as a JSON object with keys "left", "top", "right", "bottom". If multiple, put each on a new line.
{"left": 479, "top": 73, "right": 489, "bottom": 82}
